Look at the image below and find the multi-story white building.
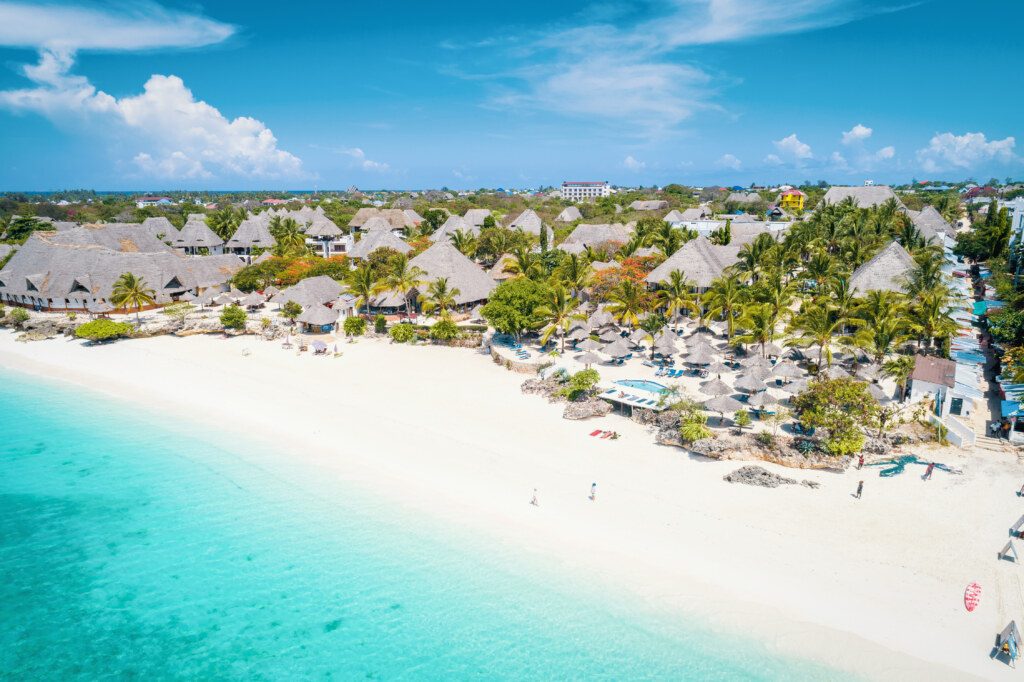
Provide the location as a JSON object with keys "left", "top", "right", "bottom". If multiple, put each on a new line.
{"left": 561, "top": 181, "right": 611, "bottom": 202}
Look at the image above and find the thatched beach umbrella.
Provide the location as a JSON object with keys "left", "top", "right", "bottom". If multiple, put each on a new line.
{"left": 704, "top": 394, "right": 744, "bottom": 414}
{"left": 762, "top": 341, "right": 784, "bottom": 357}
{"left": 772, "top": 361, "right": 805, "bottom": 379}
{"left": 820, "top": 365, "right": 851, "bottom": 379}
{"left": 652, "top": 335, "right": 678, "bottom": 355}
{"left": 598, "top": 327, "right": 621, "bottom": 342}
{"left": 239, "top": 291, "right": 265, "bottom": 308}
{"left": 576, "top": 351, "right": 602, "bottom": 367}
{"left": 686, "top": 348, "right": 716, "bottom": 365}
{"left": 733, "top": 373, "right": 766, "bottom": 393}
{"left": 745, "top": 365, "right": 774, "bottom": 382}
{"left": 700, "top": 378, "right": 733, "bottom": 396}
{"left": 178, "top": 291, "right": 197, "bottom": 302}
{"left": 263, "top": 285, "right": 280, "bottom": 297}
{"left": 706, "top": 360, "right": 731, "bottom": 375}
{"left": 603, "top": 337, "right": 632, "bottom": 358}
{"left": 780, "top": 378, "right": 809, "bottom": 394}
{"left": 629, "top": 328, "right": 650, "bottom": 345}
{"left": 577, "top": 337, "right": 602, "bottom": 352}
{"left": 567, "top": 327, "right": 591, "bottom": 342}
{"left": 688, "top": 339, "right": 717, "bottom": 355}
{"left": 213, "top": 292, "right": 235, "bottom": 306}
{"left": 746, "top": 391, "right": 778, "bottom": 409}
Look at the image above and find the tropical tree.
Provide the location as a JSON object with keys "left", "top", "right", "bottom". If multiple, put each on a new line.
{"left": 655, "top": 270, "right": 696, "bottom": 329}
{"left": 883, "top": 354, "right": 915, "bottom": 401}
{"left": 703, "top": 274, "right": 747, "bottom": 340}
{"left": 605, "top": 279, "right": 650, "bottom": 328}
{"left": 419, "top": 277, "right": 461, "bottom": 317}
{"left": 535, "top": 285, "right": 583, "bottom": 353}
{"left": 554, "top": 252, "right": 593, "bottom": 297}
{"left": 382, "top": 254, "right": 427, "bottom": 319}
{"left": 207, "top": 207, "right": 246, "bottom": 241}
{"left": 270, "top": 217, "right": 308, "bottom": 257}
{"left": 648, "top": 221, "right": 685, "bottom": 256}
{"left": 908, "top": 290, "right": 958, "bottom": 350}
{"left": 505, "top": 246, "right": 544, "bottom": 280}
{"left": 786, "top": 305, "right": 846, "bottom": 367}
{"left": 347, "top": 262, "right": 379, "bottom": 313}
{"left": 110, "top": 272, "right": 155, "bottom": 323}
{"left": 734, "top": 303, "right": 776, "bottom": 356}
{"left": 449, "top": 229, "right": 478, "bottom": 257}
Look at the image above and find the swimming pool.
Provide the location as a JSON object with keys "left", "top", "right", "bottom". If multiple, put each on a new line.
{"left": 615, "top": 379, "right": 668, "bottom": 394}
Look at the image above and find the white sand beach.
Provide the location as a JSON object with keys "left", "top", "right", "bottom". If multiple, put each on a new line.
{"left": 2, "top": 329, "right": 1022, "bottom": 680}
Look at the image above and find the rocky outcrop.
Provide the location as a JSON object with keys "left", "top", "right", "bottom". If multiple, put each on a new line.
{"left": 724, "top": 465, "right": 797, "bottom": 488}
{"left": 21, "top": 315, "right": 77, "bottom": 338}
{"left": 562, "top": 398, "right": 612, "bottom": 420}
{"left": 521, "top": 376, "right": 565, "bottom": 403}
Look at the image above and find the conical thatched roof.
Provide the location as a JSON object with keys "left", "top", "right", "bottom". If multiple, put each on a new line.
{"left": 297, "top": 304, "right": 339, "bottom": 326}
{"left": 646, "top": 237, "right": 742, "bottom": 288}
{"left": 602, "top": 337, "right": 632, "bottom": 357}
{"left": 409, "top": 241, "right": 497, "bottom": 305}
{"left": 772, "top": 362, "right": 805, "bottom": 378}
{"left": 173, "top": 215, "right": 223, "bottom": 249}
{"left": 578, "top": 338, "right": 603, "bottom": 351}
{"left": 700, "top": 378, "right": 732, "bottom": 396}
{"left": 556, "top": 206, "right": 583, "bottom": 222}
{"left": 821, "top": 185, "right": 900, "bottom": 208}
{"left": 141, "top": 217, "right": 177, "bottom": 240}
{"left": 704, "top": 395, "right": 744, "bottom": 413}
{"left": 849, "top": 241, "right": 916, "bottom": 295}
{"left": 226, "top": 218, "right": 276, "bottom": 249}
{"left": 508, "top": 209, "right": 551, "bottom": 239}
{"left": 559, "top": 223, "right": 632, "bottom": 252}
{"left": 733, "top": 374, "right": 765, "bottom": 392}
{"left": 431, "top": 214, "right": 478, "bottom": 242}
{"left": 361, "top": 216, "right": 396, "bottom": 232}
{"left": 576, "top": 351, "right": 602, "bottom": 365}
{"left": 348, "top": 229, "right": 411, "bottom": 259}
{"left": 463, "top": 209, "right": 491, "bottom": 227}
{"left": 746, "top": 391, "right": 777, "bottom": 408}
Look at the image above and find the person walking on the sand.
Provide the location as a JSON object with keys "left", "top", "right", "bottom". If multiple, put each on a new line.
{"left": 855, "top": 480, "right": 864, "bottom": 499}
{"left": 590, "top": 482, "right": 597, "bottom": 501}
{"left": 530, "top": 489, "right": 539, "bottom": 507}
{"left": 924, "top": 462, "right": 935, "bottom": 480}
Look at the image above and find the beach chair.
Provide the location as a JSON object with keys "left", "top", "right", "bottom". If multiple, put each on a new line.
{"left": 589, "top": 429, "right": 602, "bottom": 437}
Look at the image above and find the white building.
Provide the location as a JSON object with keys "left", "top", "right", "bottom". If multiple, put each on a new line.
{"left": 561, "top": 181, "right": 611, "bottom": 202}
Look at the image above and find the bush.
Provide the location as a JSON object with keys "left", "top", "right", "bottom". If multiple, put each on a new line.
{"left": 67, "top": 311, "right": 77, "bottom": 321}
{"left": 680, "top": 412, "right": 712, "bottom": 444}
{"left": 558, "top": 368, "right": 600, "bottom": 400}
{"left": 755, "top": 431, "right": 774, "bottom": 446}
{"left": 281, "top": 301, "right": 302, "bottom": 323}
{"left": 429, "top": 318, "right": 461, "bottom": 341}
{"left": 0, "top": 304, "right": 6, "bottom": 319}
{"left": 8, "top": 307, "right": 29, "bottom": 326}
{"left": 374, "top": 314, "right": 387, "bottom": 334}
{"left": 75, "top": 319, "right": 134, "bottom": 342}
{"left": 343, "top": 316, "right": 366, "bottom": 337}
{"left": 734, "top": 409, "right": 751, "bottom": 431}
{"left": 220, "top": 304, "right": 248, "bottom": 330}
{"left": 261, "top": 316, "right": 272, "bottom": 329}
{"left": 389, "top": 323, "right": 415, "bottom": 343}
{"left": 792, "top": 377, "right": 878, "bottom": 457}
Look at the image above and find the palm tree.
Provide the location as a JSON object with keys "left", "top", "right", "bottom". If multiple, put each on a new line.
{"left": 883, "top": 355, "right": 915, "bottom": 401}
{"left": 909, "top": 290, "right": 958, "bottom": 350}
{"left": 383, "top": 255, "right": 427, "bottom": 320}
{"left": 734, "top": 303, "right": 776, "bottom": 356}
{"left": 855, "top": 312, "right": 912, "bottom": 365}
{"left": 786, "top": 305, "right": 846, "bottom": 367}
{"left": 801, "top": 251, "right": 834, "bottom": 296}
{"left": 207, "top": 207, "right": 245, "bottom": 241}
{"left": 505, "top": 246, "right": 543, "bottom": 280}
{"left": 111, "top": 272, "right": 155, "bottom": 323}
{"left": 606, "top": 279, "right": 649, "bottom": 328}
{"left": 648, "top": 221, "right": 684, "bottom": 256}
{"left": 535, "top": 285, "right": 583, "bottom": 353}
{"left": 752, "top": 268, "right": 795, "bottom": 333}
{"left": 419, "top": 277, "right": 461, "bottom": 317}
{"left": 271, "top": 217, "right": 308, "bottom": 257}
{"left": 656, "top": 270, "right": 696, "bottom": 330}
{"left": 449, "top": 229, "right": 478, "bottom": 258}
{"left": 347, "top": 263, "right": 379, "bottom": 314}
{"left": 554, "top": 252, "right": 593, "bottom": 298}
{"left": 703, "top": 274, "right": 747, "bottom": 340}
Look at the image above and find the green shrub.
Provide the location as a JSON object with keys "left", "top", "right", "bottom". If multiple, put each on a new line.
{"left": 429, "top": 318, "right": 461, "bottom": 341}
{"left": 680, "top": 412, "right": 712, "bottom": 444}
{"left": 66, "top": 311, "right": 77, "bottom": 321}
{"left": 8, "top": 307, "right": 29, "bottom": 326}
{"left": 343, "top": 316, "right": 366, "bottom": 337}
{"left": 281, "top": 301, "right": 302, "bottom": 323}
{"left": 0, "top": 304, "right": 6, "bottom": 319}
{"left": 74, "top": 319, "right": 134, "bottom": 342}
{"left": 558, "top": 368, "right": 600, "bottom": 400}
{"left": 755, "top": 431, "right": 774, "bottom": 446}
{"left": 389, "top": 323, "right": 415, "bottom": 343}
{"left": 734, "top": 409, "right": 751, "bottom": 431}
{"left": 261, "top": 316, "right": 272, "bottom": 329}
{"left": 220, "top": 304, "right": 248, "bottom": 330}
{"left": 374, "top": 314, "right": 387, "bottom": 334}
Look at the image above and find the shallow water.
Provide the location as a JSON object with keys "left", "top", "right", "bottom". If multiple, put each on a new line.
{"left": 0, "top": 367, "right": 846, "bottom": 679}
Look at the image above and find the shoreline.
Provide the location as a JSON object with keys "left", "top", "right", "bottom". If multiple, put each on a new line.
{"left": 1, "top": 330, "right": 1018, "bottom": 679}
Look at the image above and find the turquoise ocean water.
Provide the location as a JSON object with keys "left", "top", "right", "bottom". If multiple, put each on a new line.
{"left": 0, "top": 367, "right": 845, "bottom": 680}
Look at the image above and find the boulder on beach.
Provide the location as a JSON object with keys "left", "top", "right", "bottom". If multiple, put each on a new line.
{"left": 562, "top": 398, "right": 612, "bottom": 420}
{"left": 723, "top": 465, "right": 796, "bottom": 488}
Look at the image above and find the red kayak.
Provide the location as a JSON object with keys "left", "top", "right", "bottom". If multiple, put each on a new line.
{"left": 964, "top": 582, "right": 982, "bottom": 612}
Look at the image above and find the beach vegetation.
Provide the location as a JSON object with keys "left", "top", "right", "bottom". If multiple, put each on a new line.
{"left": 382, "top": 255, "right": 427, "bottom": 319}
{"left": 419, "top": 277, "right": 461, "bottom": 318}
{"left": 389, "top": 322, "right": 415, "bottom": 343}
{"left": 111, "top": 272, "right": 155, "bottom": 323}
{"left": 281, "top": 301, "right": 302, "bottom": 324}
{"left": 374, "top": 314, "right": 387, "bottom": 334}
{"left": 74, "top": 319, "right": 134, "bottom": 342}
{"left": 792, "top": 378, "right": 879, "bottom": 456}
{"left": 343, "top": 316, "right": 366, "bottom": 337}
{"left": 161, "top": 302, "right": 194, "bottom": 324}
{"left": 7, "top": 306, "right": 29, "bottom": 326}
{"left": 558, "top": 368, "right": 600, "bottom": 401}
{"left": 535, "top": 284, "right": 583, "bottom": 352}
{"left": 220, "top": 304, "right": 247, "bottom": 330}
{"left": 481, "top": 277, "right": 549, "bottom": 338}
{"left": 207, "top": 206, "right": 246, "bottom": 240}
{"left": 734, "top": 409, "right": 751, "bottom": 431}
{"left": 429, "top": 318, "right": 461, "bottom": 341}
{"left": 680, "top": 411, "right": 712, "bottom": 444}
{"left": 67, "top": 311, "right": 77, "bottom": 321}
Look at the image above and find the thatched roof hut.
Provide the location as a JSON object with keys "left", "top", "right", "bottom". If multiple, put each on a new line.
{"left": 849, "top": 241, "right": 915, "bottom": 295}
{"left": 348, "top": 229, "right": 411, "bottom": 259}
{"left": 646, "top": 237, "right": 742, "bottom": 289}
{"left": 409, "top": 241, "right": 498, "bottom": 305}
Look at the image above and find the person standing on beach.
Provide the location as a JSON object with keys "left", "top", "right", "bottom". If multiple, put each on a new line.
{"left": 924, "top": 462, "right": 935, "bottom": 480}
{"left": 857, "top": 455, "right": 864, "bottom": 470}
{"left": 590, "top": 483, "right": 597, "bottom": 501}
{"left": 530, "top": 489, "right": 539, "bottom": 507}
{"left": 855, "top": 481, "right": 864, "bottom": 499}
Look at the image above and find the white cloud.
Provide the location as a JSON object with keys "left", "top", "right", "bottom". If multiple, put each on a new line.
{"left": 0, "top": 0, "right": 234, "bottom": 53}
{"left": 623, "top": 154, "right": 646, "bottom": 171}
{"left": 841, "top": 123, "right": 872, "bottom": 145}
{"left": 716, "top": 153, "right": 742, "bottom": 170}
{"left": 773, "top": 133, "right": 813, "bottom": 160}
{"left": 0, "top": 2, "right": 302, "bottom": 181}
{"left": 916, "top": 131, "right": 1016, "bottom": 172}
{"left": 469, "top": 1, "right": 890, "bottom": 137}
{"left": 762, "top": 154, "right": 783, "bottom": 166}
{"left": 874, "top": 145, "right": 895, "bottom": 160}
{"left": 341, "top": 148, "right": 389, "bottom": 172}
{"left": 829, "top": 151, "right": 849, "bottom": 169}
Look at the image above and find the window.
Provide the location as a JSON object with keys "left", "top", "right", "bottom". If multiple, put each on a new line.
{"left": 949, "top": 397, "right": 963, "bottom": 416}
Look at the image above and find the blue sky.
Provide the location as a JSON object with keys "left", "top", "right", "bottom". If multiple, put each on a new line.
{"left": 0, "top": 0, "right": 1021, "bottom": 190}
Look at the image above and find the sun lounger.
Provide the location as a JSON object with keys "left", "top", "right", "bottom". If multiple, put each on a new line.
{"left": 589, "top": 429, "right": 602, "bottom": 437}
{"left": 600, "top": 431, "right": 612, "bottom": 439}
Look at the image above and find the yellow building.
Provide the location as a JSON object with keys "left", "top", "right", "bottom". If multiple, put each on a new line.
{"left": 777, "top": 189, "right": 806, "bottom": 211}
